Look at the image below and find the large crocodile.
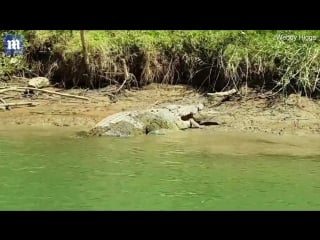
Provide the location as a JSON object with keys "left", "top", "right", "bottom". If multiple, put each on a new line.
{"left": 86, "top": 103, "right": 217, "bottom": 137}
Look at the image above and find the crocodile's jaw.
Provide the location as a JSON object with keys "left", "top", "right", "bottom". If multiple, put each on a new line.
{"left": 197, "top": 103, "right": 204, "bottom": 111}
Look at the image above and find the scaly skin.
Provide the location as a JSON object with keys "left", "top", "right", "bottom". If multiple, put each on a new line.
{"left": 88, "top": 103, "right": 212, "bottom": 137}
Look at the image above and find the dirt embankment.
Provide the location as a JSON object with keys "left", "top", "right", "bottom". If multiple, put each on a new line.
{"left": 0, "top": 83, "right": 319, "bottom": 136}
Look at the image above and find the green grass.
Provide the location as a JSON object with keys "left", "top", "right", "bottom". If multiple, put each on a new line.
{"left": 1, "top": 30, "right": 320, "bottom": 97}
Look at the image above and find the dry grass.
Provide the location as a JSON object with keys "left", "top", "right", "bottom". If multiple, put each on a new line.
{"left": 1, "top": 30, "right": 320, "bottom": 98}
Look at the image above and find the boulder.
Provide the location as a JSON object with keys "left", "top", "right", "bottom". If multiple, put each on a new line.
{"left": 28, "top": 77, "right": 50, "bottom": 88}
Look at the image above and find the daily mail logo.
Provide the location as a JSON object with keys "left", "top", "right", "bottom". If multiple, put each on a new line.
{"left": 4, "top": 34, "right": 24, "bottom": 56}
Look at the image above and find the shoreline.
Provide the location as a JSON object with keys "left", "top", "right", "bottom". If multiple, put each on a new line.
{"left": 0, "top": 84, "right": 319, "bottom": 137}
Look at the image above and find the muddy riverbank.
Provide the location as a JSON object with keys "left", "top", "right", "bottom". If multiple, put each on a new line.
{"left": 0, "top": 83, "right": 319, "bottom": 136}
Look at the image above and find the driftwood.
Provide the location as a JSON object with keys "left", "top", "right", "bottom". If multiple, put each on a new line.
{"left": 0, "top": 87, "right": 90, "bottom": 100}
{"left": 114, "top": 59, "right": 130, "bottom": 93}
{"left": 0, "top": 102, "right": 37, "bottom": 108}
{"left": 207, "top": 89, "right": 237, "bottom": 97}
{"left": 0, "top": 98, "right": 6, "bottom": 104}
{"left": 206, "top": 89, "right": 238, "bottom": 107}
{"left": 0, "top": 87, "right": 24, "bottom": 94}
{"left": 112, "top": 59, "right": 138, "bottom": 94}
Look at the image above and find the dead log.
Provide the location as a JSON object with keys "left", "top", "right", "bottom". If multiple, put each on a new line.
{"left": 0, "top": 102, "right": 37, "bottom": 108}
{"left": 0, "top": 87, "right": 90, "bottom": 100}
{"left": 206, "top": 89, "right": 238, "bottom": 107}
{"left": 207, "top": 89, "right": 237, "bottom": 97}
{"left": 0, "top": 98, "right": 6, "bottom": 104}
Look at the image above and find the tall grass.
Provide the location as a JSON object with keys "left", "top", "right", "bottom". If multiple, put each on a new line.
{"left": 1, "top": 30, "right": 320, "bottom": 96}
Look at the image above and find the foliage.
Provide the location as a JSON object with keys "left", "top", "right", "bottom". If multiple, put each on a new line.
{"left": 1, "top": 30, "right": 320, "bottom": 96}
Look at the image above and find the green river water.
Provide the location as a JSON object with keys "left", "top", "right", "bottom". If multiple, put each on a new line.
{"left": 0, "top": 126, "right": 320, "bottom": 210}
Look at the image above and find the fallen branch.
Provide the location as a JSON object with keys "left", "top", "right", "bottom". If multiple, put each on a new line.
{"left": 0, "top": 102, "right": 37, "bottom": 108}
{"left": 112, "top": 59, "right": 138, "bottom": 93}
{"left": 113, "top": 59, "right": 130, "bottom": 93}
{"left": 0, "top": 98, "right": 6, "bottom": 104}
{"left": 115, "top": 79, "right": 128, "bottom": 93}
{"left": 30, "top": 111, "right": 45, "bottom": 114}
{"left": 0, "top": 87, "right": 90, "bottom": 100}
{"left": 206, "top": 89, "right": 238, "bottom": 107}
{"left": 207, "top": 89, "right": 237, "bottom": 97}
{"left": 0, "top": 88, "right": 25, "bottom": 93}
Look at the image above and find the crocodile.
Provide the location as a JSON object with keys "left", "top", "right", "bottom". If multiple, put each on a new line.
{"left": 86, "top": 103, "right": 217, "bottom": 137}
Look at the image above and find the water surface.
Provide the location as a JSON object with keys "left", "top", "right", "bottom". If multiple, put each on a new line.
{"left": 0, "top": 126, "right": 319, "bottom": 210}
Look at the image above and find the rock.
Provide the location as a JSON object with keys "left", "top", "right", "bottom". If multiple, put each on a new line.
{"left": 28, "top": 77, "right": 50, "bottom": 88}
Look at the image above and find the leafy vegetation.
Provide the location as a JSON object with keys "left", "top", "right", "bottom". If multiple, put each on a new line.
{"left": 1, "top": 30, "right": 320, "bottom": 97}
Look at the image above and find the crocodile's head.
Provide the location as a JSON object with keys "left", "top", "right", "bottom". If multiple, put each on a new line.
{"left": 197, "top": 103, "right": 204, "bottom": 112}
{"left": 186, "top": 103, "right": 204, "bottom": 116}
{"left": 178, "top": 103, "right": 204, "bottom": 122}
